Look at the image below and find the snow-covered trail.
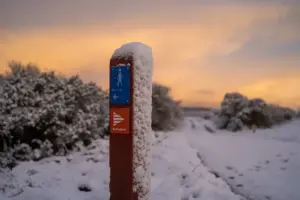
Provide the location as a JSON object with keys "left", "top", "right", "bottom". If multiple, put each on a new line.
{"left": 186, "top": 117, "right": 300, "bottom": 200}
{"left": 0, "top": 120, "right": 243, "bottom": 200}
{"left": 151, "top": 126, "right": 244, "bottom": 200}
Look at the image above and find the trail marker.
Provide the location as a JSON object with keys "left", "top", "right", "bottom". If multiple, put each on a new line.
{"left": 110, "top": 65, "right": 131, "bottom": 105}
{"left": 110, "top": 107, "right": 130, "bottom": 134}
{"left": 109, "top": 43, "right": 153, "bottom": 200}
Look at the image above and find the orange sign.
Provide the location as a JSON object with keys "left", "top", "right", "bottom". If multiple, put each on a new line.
{"left": 110, "top": 107, "right": 130, "bottom": 134}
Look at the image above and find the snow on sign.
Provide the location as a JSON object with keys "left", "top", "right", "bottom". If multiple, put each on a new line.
{"left": 110, "top": 107, "right": 130, "bottom": 134}
{"left": 110, "top": 65, "right": 131, "bottom": 105}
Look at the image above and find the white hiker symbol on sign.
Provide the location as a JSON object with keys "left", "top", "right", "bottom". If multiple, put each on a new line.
{"left": 117, "top": 68, "right": 123, "bottom": 87}
{"left": 109, "top": 65, "right": 130, "bottom": 105}
{"left": 113, "top": 112, "right": 124, "bottom": 126}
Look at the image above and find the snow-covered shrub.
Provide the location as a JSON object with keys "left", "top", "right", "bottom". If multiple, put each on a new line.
{"left": 241, "top": 98, "right": 272, "bottom": 128}
{"left": 0, "top": 62, "right": 108, "bottom": 166}
{"left": 215, "top": 92, "right": 249, "bottom": 131}
{"left": 12, "top": 143, "right": 32, "bottom": 161}
{"left": 266, "top": 104, "right": 296, "bottom": 124}
{"left": 220, "top": 93, "right": 248, "bottom": 117}
{"left": 214, "top": 115, "right": 229, "bottom": 129}
{"left": 151, "top": 83, "right": 183, "bottom": 131}
{"left": 0, "top": 62, "right": 184, "bottom": 167}
{"left": 215, "top": 92, "right": 295, "bottom": 132}
{"left": 203, "top": 111, "right": 215, "bottom": 120}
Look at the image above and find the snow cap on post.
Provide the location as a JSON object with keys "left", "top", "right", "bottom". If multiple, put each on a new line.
{"left": 113, "top": 42, "right": 153, "bottom": 200}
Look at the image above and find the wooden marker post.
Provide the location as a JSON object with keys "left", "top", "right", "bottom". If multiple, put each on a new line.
{"left": 109, "top": 43, "right": 153, "bottom": 200}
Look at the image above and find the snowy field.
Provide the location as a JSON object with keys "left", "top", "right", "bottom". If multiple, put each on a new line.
{"left": 186, "top": 117, "right": 300, "bottom": 200}
{"left": 1, "top": 117, "right": 300, "bottom": 200}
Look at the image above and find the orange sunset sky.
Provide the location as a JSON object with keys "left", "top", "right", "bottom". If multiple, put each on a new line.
{"left": 0, "top": 0, "right": 299, "bottom": 108}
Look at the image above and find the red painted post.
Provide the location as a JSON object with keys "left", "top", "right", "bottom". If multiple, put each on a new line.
{"left": 109, "top": 43, "right": 153, "bottom": 200}
{"left": 109, "top": 56, "right": 134, "bottom": 200}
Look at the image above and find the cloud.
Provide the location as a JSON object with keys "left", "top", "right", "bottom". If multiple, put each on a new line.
{"left": 222, "top": 6, "right": 300, "bottom": 63}
{"left": 224, "top": 40, "right": 300, "bottom": 63}
{"left": 0, "top": 1, "right": 299, "bottom": 108}
{"left": 0, "top": 0, "right": 292, "bottom": 31}
{"left": 238, "top": 75, "right": 300, "bottom": 108}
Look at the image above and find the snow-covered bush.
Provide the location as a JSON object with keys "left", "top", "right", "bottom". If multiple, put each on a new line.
{"left": 203, "top": 113, "right": 212, "bottom": 120}
{"left": 296, "top": 108, "right": 300, "bottom": 118}
{"left": 215, "top": 92, "right": 296, "bottom": 132}
{"left": 151, "top": 83, "right": 183, "bottom": 131}
{"left": 0, "top": 62, "right": 185, "bottom": 167}
{"left": 0, "top": 62, "right": 109, "bottom": 166}
{"left": 215, "top": 93, "right": 250, "bottom": 131}
{"left": 266, "top": 104, "right": 296, "bottom": 124}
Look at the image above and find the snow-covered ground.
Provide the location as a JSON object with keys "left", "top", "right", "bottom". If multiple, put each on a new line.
{"left": 0, "top": 120, "right": 243, "bottom": 200}
{"left": 187, "top": 117, "right": 300, "bottom": 200}
{"left": 1, "top": 117, "right": 300, "bottom": 200}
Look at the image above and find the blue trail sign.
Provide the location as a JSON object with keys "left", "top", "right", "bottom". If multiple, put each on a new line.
{"left": 110, "top": 65, "right": 131, "bottom": 105}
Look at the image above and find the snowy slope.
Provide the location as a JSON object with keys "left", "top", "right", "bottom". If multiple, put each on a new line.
{"left": 186, "top": 117, "right": 300, "bottom": 200}
{"left": 0, "top": 120, "right": 243, "bottom": 200}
